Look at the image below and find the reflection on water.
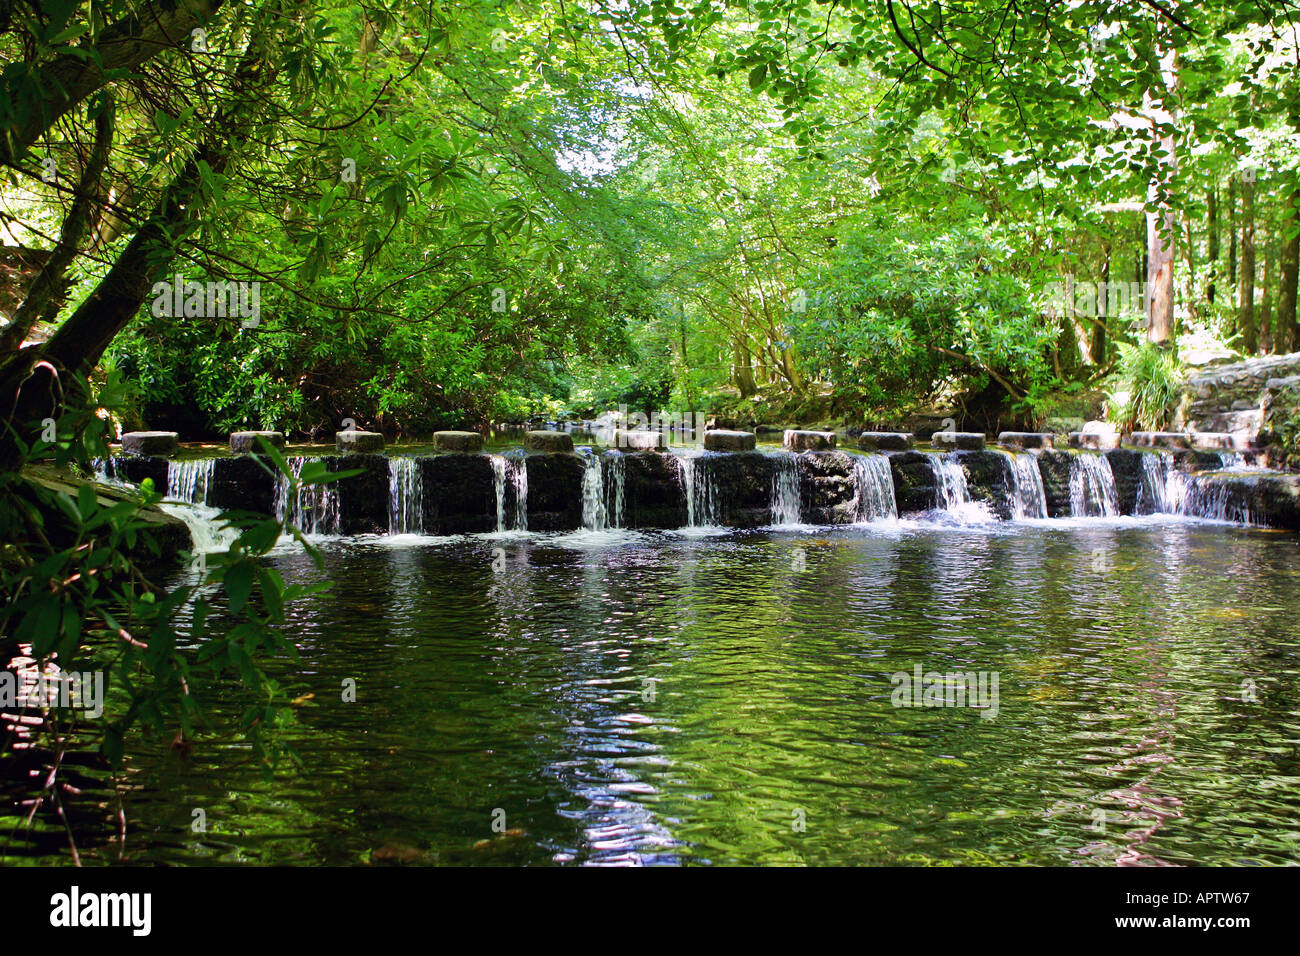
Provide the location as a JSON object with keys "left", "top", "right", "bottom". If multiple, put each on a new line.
{"left": 4, "top": 519, "right": 1300, "bottom": 866}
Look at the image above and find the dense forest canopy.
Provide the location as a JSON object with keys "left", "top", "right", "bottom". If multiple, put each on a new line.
{"left": 0, "top": 0, "right": 1296, "bottom": 445}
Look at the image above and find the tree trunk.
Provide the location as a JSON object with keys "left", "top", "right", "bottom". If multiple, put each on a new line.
{"left": 0, "top": 17, "right": 275, "bottom": 471}
{"left": 1207, "top": 187, "right": 1219, "bottom": 304}
{"left": 0, "top": 0, "right": 226, "bottom": 166}
{"left": 1228, "top": 178, "right": 1238, "bottom": 293}
{"left": 1260, "top": 225, "right": 1275, "bottom": 353}
{"left": 1277, "top": 185, "right": 1299, "bottom": 354}
{"left": 0, "top": 96, "right": 115, "bottom": 356}
{"left": 1239, "top": 175, "right": 1256, "bottom": 352}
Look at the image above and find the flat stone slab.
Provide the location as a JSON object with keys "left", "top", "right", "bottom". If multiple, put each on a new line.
{"left": 1069, "top": 431, "right": 1120, "bottom": 451}
{"left": 931, "top": 431, "right": 985, "bottom": 451}
{"left": 336, "top": 430, "right": 385, "bottom": 453}
{"left": 857, "top": 432, "right": 913, "bottom": 451}
{"left": 615, "top": 429, "right": 667, "bottom": 451}
{"left": 1189, "top": 432, "right": 1248, "bottom": 452}
{"left": 523, "top": 430, "right": 574, "bottom": 453}
{"left": 119, "top": 431, "right": 178, "bottom": 457}
{"left": 784, "top": 429, "right": 837, "bottom": 451}
{"left": 1124, "top": 431, "right": 1191, "bottom": 450}
{"left": 997, "top": 431, "right": 1053, "bottom": 450}
{"left": 434, "top": 430, "right": 483, "bottom": 453}
{"left": 703, "top": 429, "right": 756, "bottom": 452}
{"left": 229, "top": 430, "right": 285, "bottom": 454}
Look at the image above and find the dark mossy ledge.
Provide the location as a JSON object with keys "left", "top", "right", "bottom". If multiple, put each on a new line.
{"left": 102, "top": 446, "right": 1300, "bottom": 533}
{"left": 22, "top": 464, "right": 191, "bottom": 566}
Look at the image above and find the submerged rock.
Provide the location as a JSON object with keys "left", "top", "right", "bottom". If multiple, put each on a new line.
{"left": 523, "top": 452, "right": 584, "bottom": 529}
{"left": 798, "top": 450, "right": 858, "bottom": 524}
{"left": 1104, "top": 448, "right": 1144, "bottom": 515}
{"left": 621, "top": 452, "right": 687, "bottom": 528}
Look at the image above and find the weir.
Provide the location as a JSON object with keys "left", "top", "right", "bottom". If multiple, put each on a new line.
{"left": 98, "top": 438, "right": 1300, "bottom": 541}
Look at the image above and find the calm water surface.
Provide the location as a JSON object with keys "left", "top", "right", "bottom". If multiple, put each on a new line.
{"left": 7, "top": 517, "right": 1300, "bottom": 866}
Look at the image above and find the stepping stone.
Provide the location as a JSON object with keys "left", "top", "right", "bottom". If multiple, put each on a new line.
{"left": 997, "top": 431, "right": 1053, "bottom": 450}
{"left": 703, "top": 429, "right": 756, "bottom": 452}
{"left": 434, "top": 430, "right": 483, "bottom": 453}
{"left": 857, "top": 432, "right": 913, "bottom": 451}
{"left": 931, "top": 431, "right": 985, "bottom": 451}
{"left": 1069, "top": 431, "right": 1120, "bottom": 451}
{"left": 784, "top": 429, "right": 837, "bottom": 451}
{"left": 119, "top": 431, "right": 178, "bottom": 457}
{"left": 1124, "top": 431, "right": 1191, "bottom": 450}
{"left": 615, "top": 429, "right": 667, "bottom": 451}
{"left": 523, "top": 430, "right": 574, "bottom": 453}
{"left": 336, "top": 430, "right": 385, "bottom": 453}
{"left": 229, "top": 430, "right": 285, "bottom": 454}
{"left": 1189, "top": 432, "right": 1247, "bottom": 452}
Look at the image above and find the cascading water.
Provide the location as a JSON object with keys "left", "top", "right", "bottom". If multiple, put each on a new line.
{"left": 274, "top": 456, "right": 340, "bottom": 535}
{"left": 1138, "top": 450, "right": 1252, "bottom": 523}
{"left": 851, "top": 454, "right": 897, "bottom": 521}
{"left": 770, "top": 453, "right": 802, "bottom": 526}
{"left": 605, "top": 452, "right": 626, "bottom": 529}
{"left": 1069, "top": 453, "right": 1120, "bottom": 517}
{"left": 1136, "top": 452, "right": 1185, "bottom": 515}
{"left": 580, "top": 451, "right": 626, "bottom": 531}
{"left": 1009, "top": 452, "right": 1048, "bottom": 519}
{"left": 928, "top": 453, "right": 969, "bottom": 510}
{"left": 581, "top": 452, "right": 608, "bottom": 531}
{"left": 388, "top": 457, "right": 423, "bottom": 534}
{"left": 167, "top": 458, "right": 214, "bottom": 505}
{"left": 490, "top": 454, "right": 528, "bottom": 532}
{"left": 678, "top": 453, "right": 718, "bottom": 528}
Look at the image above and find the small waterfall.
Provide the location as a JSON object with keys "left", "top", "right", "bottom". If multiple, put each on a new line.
{"left": 851, "top": 454, "right": 897, "bottom": 521}
{"left": 1069, "top": 453, "right": 1119, "bottom": 517}
{"left": 581, "top": 452, "right": 608, "bottom": 531}
{"left": 167, "top": 458, "right": 214, "bottom": 505}
{"left": 274, "top": 456, "right": 340, "bottom": 535}
{"left": 1217, "top": 451, "right": 1246, "bottom": 470}
{"left": 678, "top": 453, "right": 718, "bottom": 527}
{"left": 928, "top": 453, "right": 969, "bottom": 510}
{"left": 388, "top": 457, "right": 423, "bottom": 534}
{"left": 605, "top": 452, "right": 626, "bottom": 529}
{"left": 157, "top": 500, "right": 240, "bottom": 555}
{"left": 770, "top": 453, "right": 801, "bottom": 526}
{"left": 490, "top": 454, "right": 527, "bottom": 532}
{"left": 1181, "top": 477, "right": 1252, "bottom": 523}
{"left": 1136, "top": 452, "right": 1186, "bottom": 515}
{"left": 1009, "top": 452, "right": 1048, "bottom": 519}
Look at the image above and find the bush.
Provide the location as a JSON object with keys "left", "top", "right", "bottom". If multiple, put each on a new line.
{"left": 1106, "top": 341, "right": 1184, "bottom": 432}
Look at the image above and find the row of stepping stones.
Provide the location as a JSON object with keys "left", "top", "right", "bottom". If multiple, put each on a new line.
{"left": 112, "top": 426, "right": 1246, "bottom": 459}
